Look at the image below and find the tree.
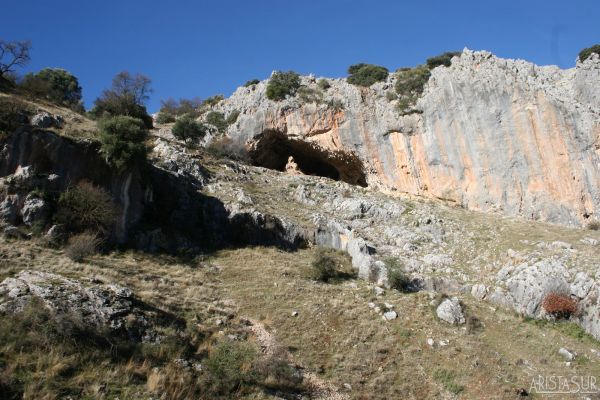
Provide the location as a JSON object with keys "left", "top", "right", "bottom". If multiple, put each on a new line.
{"left": 110, "top": 71, "right": 152, "bottom": 105}
{"left": 20, "top": 68, "right": 83, "bottom": 110}
{"left": 91, "top": 71, "right": 153, "bottom": 128}
{"left": 346, "top": 63, "right": 389, "bottom": 87}
{"left": 172, "top": 115, "right": 207, "bottom": 140}
{"left": 98, "top": 116, "right": 148, "bottom": 169}
{"left": 426, "top": 51, "right": 462, "bottom": 69}
{"left": 579, "top": 45, "right": 600, "bottom": 62}
{"left": 266, "top": 71, "right": 300, "bottom": 101}
{"left": 0, "top": 40, "right": 31, "bottom": 79}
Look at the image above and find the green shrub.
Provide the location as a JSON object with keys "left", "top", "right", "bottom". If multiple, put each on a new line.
{"left": 317, "top": 78, "right": 331, "bottom": 90}
{"left": 578, "top": 45, "right": 600, "bottom": 62}
{"left": 266, "top": 71, "right": 301, "bottom": 101}
{"left": 0, "top": 97, "right": 30, "bottom": 134}
{"left": 395, "top": 66, "right": 431, "bottom": 95}
{"left": 244, "top": 79, "right": 260, "bottom": 87}
{"left": 56, "top": 180, "right": 116, "bottom": 234}
{"left": 205, "top": 340, "right": 257, "bottom": 394}
{"left": 172, "top": 115, "right": 207, "bottom": 140}
{"left": 205, "top": 111, "right": 228, "bottom": 133}
{"left": 98, "top": 115, "right": 148, "bottom": 169}
{"left": 394, "top": 66, "right": 431, "bottom": 114}
{"left": 19, "top": 68, "right": 83, "bottom": 110}
{"left": 326, "top": 98, "right": 345, "bottom": 111}
{"left": 426, "top": 51, "right": 461, "bottom": 69}
{"left": 347, "top": 63, "right": 389, "bottom": 87}
{"left": 65, "top": 231, "right": 101, "bottom": 262}
{"left": 155, "top": 111, "right": 176, "bottom": 124}
{"left": 90, "top": 72, "right": 153, "bottom": 128}
{"left": 203, "top": 94, "right": 224, "bottom": 107}
{"left": 432, "top": 368, "right": 464, "bottom": 395}
{"left": 385, "top": 258, "right": 411, "bottom": 292}
{"left": 226, "top": 110, "right": 240, "bottom": 125}
{"left": 297, "top": 86, "right": 323, "bottom": 104}
{"left": 310, "top": 247, "right": 354, "bottom": 282}
{"left": 254, "top": 355, "right": 304, "bottom": 391}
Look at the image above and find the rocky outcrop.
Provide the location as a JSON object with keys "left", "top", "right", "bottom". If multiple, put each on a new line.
{"left": 216, "top": 50, "right": 600, "bottom": 227}
{"left": 0, "top": 270, "right": 155, "bottom": 340}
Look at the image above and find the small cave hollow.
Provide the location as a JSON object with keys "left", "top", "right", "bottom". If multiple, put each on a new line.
{"left": 248, "top": 130, "right": 367, "bottom": 187}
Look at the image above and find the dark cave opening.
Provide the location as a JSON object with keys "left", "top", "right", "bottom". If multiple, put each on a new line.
{"left": 248, "top": 130, "right": 367, "bottom": 187}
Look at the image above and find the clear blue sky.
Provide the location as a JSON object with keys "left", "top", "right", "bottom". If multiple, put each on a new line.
{"left": 2, "top": 0, "right": 599, "bottom": 112}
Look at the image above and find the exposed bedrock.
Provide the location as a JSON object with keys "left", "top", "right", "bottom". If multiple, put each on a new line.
{"left": 0, "top": 130, "right": 306, "bottom": 252}
{"left": 217, "top": 49, "right": 600, "bottom": 226}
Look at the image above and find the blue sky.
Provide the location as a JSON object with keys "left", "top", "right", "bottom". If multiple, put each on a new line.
{"left": 2, "top": 0, "right": 599, "bottom": 112}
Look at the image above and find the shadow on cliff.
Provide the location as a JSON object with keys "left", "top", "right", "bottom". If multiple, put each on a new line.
{"left": 0, "top": 129, "right": 306, "bottom": 254}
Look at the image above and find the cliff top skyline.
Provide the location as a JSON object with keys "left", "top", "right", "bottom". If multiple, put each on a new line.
{"left": 2, "top": 0, "right": 599, "bottom": 111}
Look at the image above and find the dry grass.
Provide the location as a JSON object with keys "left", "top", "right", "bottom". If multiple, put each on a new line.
{"left": 1, "top": 237, "right": 600, "bottom": 399}
{"left": 210, "top": 246, "right": 600, "bottom": 400}
{"left": 0, "top": 92, "right": 98, "bottom": 141}
{"left": 64, "top": 231, "right": 101, "bottom": 262}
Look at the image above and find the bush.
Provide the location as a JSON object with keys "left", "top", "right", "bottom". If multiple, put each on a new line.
{"left": 310, "top": 247, "right": 353, "bottom": 282}
{"left": 395, "top": 66, "right": 431, "bottom": 96}
{"left": 155, "top": 111, "right": 176, "bottom": 124}
{"left": 98, "top": 116, "right": 148, "bottom": 169}
{"left": 317, "top": 78, "right": 331, "bottom": 90}
{"left": 19, "top": 68, "right": 83, "bottom": 110}
{"left": 578, "top": 45, "right": 600, "bottom": 62}
{"left": 266, "top": 71, "right": 301, "bottom": 101}
{"left": 426, "top": 51, "right": 461, "bottom": 69}
{"left": 394, "top": 66, "right": 431, "bottom": 114}
{"left": 158, "top": 97, "right": 203, "bottom": 121}
{"left": 0, "top": 97, "right": 30, "bottom": 134}
{"left": 205, "top": 341, "right": 257, "bottom": 394}
{"left": 347, "top": 63, "right": 389, "bottom": 87}
{"left": 90, "top": 71, "right": 153, "bottom": 128}
{"left": 385, "top": 258, "right": 411, "bottom": 292}
{"left": 172, "top": 115, "right": 207, "bottom": 140}
{"left": 65, "top": 231, "right": 101, "bottom": 262}
{"left": 254, "top": 354, "right": 303, "bottom": 391}
{"left": 56, "top": 180, "right": 116, "bottom": 234}
{"left": 202, "top": 95, "right": 224, "bottom": 107}
{"left": 206, "top": 136, "right": 250, "bottom": 162}
{"left": 205, "top": 111, "right": 228, "bottom": 133}
{"left": 432, "top": 368, "right": 464, "bottom": 395}
{"left": 244, "top": 79, "right": 260, "bottom": 87}
{"left": 297, "top": 86, "right": 323, "bottom": 104}
{"left": 226, "top": 110, "right": 240, "bottom": 125}
{"left": 542, "top": 292, "right": 578, "bottom": 319}
{"left": 326, "top": 98, "right": 345, "bottom": 111}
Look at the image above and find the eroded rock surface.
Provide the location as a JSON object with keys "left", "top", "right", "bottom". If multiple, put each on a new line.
{"left": 214, "top": 50, "right": 600, "bottom": 227}
{"left": 0, "top": 270, "right": 155, "bottom": 340}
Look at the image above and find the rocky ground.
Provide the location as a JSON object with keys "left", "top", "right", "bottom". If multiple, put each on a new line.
{"left": 2, "top": 234, "right": 600, "bottom": 399}
{"left": 1, "top": 64, "right": 600, "bottom": 398}
{"left": 153, "top": 133, "right": 600, "bottom": 340}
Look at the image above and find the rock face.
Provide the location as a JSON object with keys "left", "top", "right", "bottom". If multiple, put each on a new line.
{"left": 0, "top": 270, "right": 151, "bottom": 338}
{"left": 216, "top": 50, "right": 600, "bottom": 226}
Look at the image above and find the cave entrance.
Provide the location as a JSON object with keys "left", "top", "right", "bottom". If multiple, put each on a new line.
{"left": 249, "top": 130, "right": 367, "bottom": 187}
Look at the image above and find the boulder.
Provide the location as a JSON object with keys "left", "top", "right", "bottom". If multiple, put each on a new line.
{"left": 471, "top": 284, "right": 488, "bottom": 300}
{"left": 436, "top": 297, "right": 466, "bottom": 325}
{"left": 21, "top": 195, "right": 49, "bottom": 226}
{"left": 0, "top": 270, "right": 152, "bottom": 339}
{"left": 383, "top": 311, "right": 398, "bottom": 321}
{"left": 0, "top": 196, "right": 19, "bottom": 224}
{"left": 31, "top": 112, "right": 63, "bottom": 128}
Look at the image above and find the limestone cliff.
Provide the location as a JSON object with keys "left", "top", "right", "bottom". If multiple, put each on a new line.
{"left": 214, "top": 49, "right": 600, "bottom": 227}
